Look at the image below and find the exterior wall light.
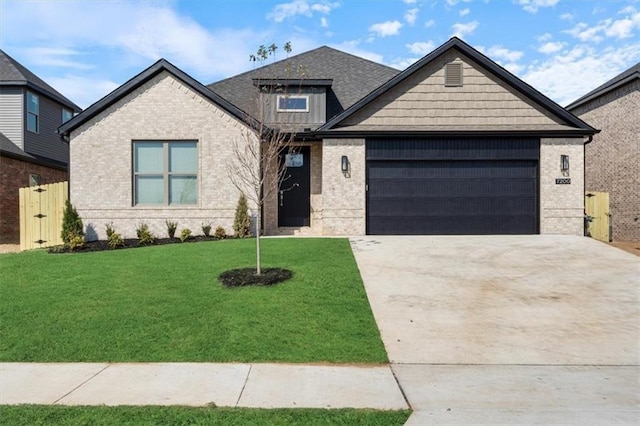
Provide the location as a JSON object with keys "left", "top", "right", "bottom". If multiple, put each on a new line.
{"left": 561, "top": 154, "right": 570, "bottom": 174}
{"left": 341, "top": 155, "right": 349, "bottom": 173}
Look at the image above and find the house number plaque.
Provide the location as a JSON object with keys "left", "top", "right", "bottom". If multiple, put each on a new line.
{"left": 555, "top": 178, "right": 571, "bottom": 184}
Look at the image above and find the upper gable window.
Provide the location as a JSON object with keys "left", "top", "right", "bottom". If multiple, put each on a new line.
{"left": 26, "top": 91, "right": 39, "bottom": 133}
{"left": 277, "top": 95, "right": 309, "bottom": 112}
{"left": 62, "top": 108, "right": 73, "bottom": 124}
{"left": 445, "top": 62, "right": 463, "bottom": 87}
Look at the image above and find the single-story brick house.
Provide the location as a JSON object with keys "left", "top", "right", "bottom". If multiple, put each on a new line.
{"left": 59, "top": 37, "right": 596, "bottom": 239}
{"left": 566, "top": 63, "right": 639, "bottom": 242}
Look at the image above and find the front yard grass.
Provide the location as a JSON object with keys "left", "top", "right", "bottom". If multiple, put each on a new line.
{"left": 0, "top": 406, "right": 411, "bottom": 425}
{"left": 0, "top": 238, "right": 387, "bottom": 363}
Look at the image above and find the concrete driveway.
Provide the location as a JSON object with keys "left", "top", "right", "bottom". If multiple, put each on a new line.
{"left": 350, "top": 235, "right": 640, "bottom": 424}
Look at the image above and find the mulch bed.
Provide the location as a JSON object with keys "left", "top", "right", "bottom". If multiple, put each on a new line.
{"left": 219, "top": 267, "right": 293, "bottom": 287}
{"left": 48, "top": 236, "right": 225, "bottom": 254}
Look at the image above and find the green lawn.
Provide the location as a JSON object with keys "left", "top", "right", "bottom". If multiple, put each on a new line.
{"left": 0, "top": 238, "right": 387, "bottom": 363}
{"left": 0, "top": 406, "right": 411, "bottom": 425}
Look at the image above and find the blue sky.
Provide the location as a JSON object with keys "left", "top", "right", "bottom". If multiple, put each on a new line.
{"left": 1, "top": 0, "right": 639, "bottom": 109}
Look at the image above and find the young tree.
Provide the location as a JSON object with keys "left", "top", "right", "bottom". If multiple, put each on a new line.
{"left": 226, "top": 42, "right": 302, "bottom": 275}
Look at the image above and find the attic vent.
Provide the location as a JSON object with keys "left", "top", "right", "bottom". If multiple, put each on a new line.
{"left": 445, "top": 62, "right": 463, "bottom": 87}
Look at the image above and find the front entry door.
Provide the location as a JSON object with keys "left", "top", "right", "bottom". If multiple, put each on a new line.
{"left": 278, "top": 146, "right": 310, "bottom": 227}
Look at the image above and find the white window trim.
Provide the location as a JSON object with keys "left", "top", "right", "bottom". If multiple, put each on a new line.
{"left": 26, "top": 91, "right": 39, "bottom": 133}
{"left": 276, "top": 95, "right": 309, "bottom": 112}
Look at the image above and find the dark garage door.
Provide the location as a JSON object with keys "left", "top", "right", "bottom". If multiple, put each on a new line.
{"left": 366, "top": 138, "right": 539, "bottom": 235}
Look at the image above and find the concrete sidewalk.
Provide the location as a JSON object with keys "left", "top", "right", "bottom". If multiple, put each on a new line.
{"left": 0, "top": 362, "right": 409, "bottom": 409}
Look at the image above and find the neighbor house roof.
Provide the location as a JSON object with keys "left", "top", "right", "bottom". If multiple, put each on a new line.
{"left": 59, "top": 58, "right": 256, "bottom": 136}
{"left": 0, "top": 131, "right": 67, "bottom": 170}
{"left": 0, "top": 49, "right": 81, "bottom": 112}
{"left": 318, "top": 37, "right": 597, "bottom": 136}
{"left": 565, "top": 62, "right": 640, "bottom": 111}
{"left": 207, "top": 46, "right": 400, "bottom": 123}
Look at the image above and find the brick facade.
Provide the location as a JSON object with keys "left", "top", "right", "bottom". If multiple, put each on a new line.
{"left": 570, "top": 81, "right": 639, "bottom": 241}
{"left": 70, "top": 72, "right": 257, "bottom": 240}
{"left": 0, "top": 155, "right": 67, "bottom": 243}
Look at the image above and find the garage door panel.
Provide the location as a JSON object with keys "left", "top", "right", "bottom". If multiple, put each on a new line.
{"left": 366, "top": 138, "right": 539, "bottom": 235}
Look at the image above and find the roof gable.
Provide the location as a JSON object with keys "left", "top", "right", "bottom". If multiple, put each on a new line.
{"left": 319, "top": 37, "right": 596, "bottom": 135}
{"left": 207, "top": 46, "right": 399, "bottom": 123}
{"left": 566, "top": 62, "right": 640, "bottom": 110}
{"left": 0, "top": 49, "right": 81, "bottom": 112}
{"left": 59, "top": 59, "right": 254, "bottom": 136}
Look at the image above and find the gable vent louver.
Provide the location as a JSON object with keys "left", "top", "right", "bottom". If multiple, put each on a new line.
{"left": 445, "top": 62, "right": 463, "bottom": 87}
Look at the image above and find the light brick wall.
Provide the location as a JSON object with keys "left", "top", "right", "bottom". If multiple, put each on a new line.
{"left": 70, "top": 72, "right": 257, "bottom": 240}
{"left": 539, "top": 138, "right": 585, "bottom": 235}
{"left": 570, "top": 81, "right": 639, "bottom": 241}
{"left": 321, "top": 138, "right": 365, "bottom": 235}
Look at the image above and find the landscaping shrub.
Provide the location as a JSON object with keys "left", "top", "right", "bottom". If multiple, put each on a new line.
{"left": 61, "top": 200, "right": 84, "bottom": 250}
{"left": 233, "top": 193, "right": 251, "bottom": 238}
{"left": 214, "top": 226, "right": 227, "bottom": 239}
{"left": 180, "top": 228, "right": 192, "bottom": 242}
{"left": 202, "top": 222, "right": 212, "bottom": 237}
{"left": 105, "top": 222, "right": 116, "bottom": 238}
{"left": 165, "top": 220, "right": 178, "bottom": 238}
{"left": 136, "top": 223, "right": 156, "bottom": 245}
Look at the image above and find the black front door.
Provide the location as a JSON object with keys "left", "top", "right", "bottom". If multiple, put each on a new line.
{"left": 278, "top": 146, "right": 310, "bottom": 227}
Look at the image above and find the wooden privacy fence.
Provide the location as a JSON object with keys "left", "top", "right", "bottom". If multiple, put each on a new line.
{"left": 585, "top": 191, "right": 610, "bottom": 242}
{"left": 19, "top": 181, "right": 68, "bottom": 251}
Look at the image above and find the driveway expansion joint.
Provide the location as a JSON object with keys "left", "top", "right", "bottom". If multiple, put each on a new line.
{"left": 53, "top": 364, "right": 111, "bottom": 404}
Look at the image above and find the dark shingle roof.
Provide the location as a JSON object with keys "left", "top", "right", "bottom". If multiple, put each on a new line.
{"left": 0, "top": 132, "right": 33, "bottom": 159}
{"left": 207, "top": 46, "right": 400, "bottom": 122}
{"left": 566, "top": 62, "right": 640, "bottom": 110}
{"left": 0, "top": 49, "right": 81, "bottom": 111}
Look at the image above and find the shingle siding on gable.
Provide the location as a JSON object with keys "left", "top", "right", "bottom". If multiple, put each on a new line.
{"left": 23, "top": 93, "right": 69, "bottom": 164}
{"left": 341, "top": 50, "right": 564, "bottom": 129}
{"left": 0, "top": 87, "right": 24, "bottom": 148}
{"left": 70, "top": 71, "right": 257, "bottom": 240}
{"left": 571, "top": 80, "right": 639, "bottom": 241}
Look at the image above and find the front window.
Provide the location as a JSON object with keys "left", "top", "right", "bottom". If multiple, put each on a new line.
{"left": 277, "top": 95, "right": 309, "bottom": 112}
{"left": 62, "top": 108, "right": 73, "bottom": 123}
{"left": 133, "top": 141, "right": 198, "bottom": 206}
{"left": 27, "top": 92, "right": 39, "bottom": 133}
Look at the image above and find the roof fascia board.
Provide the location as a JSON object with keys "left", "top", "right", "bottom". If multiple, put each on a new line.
{"left": 319, "top": 37, "right": 596, "bottom": 134}
{"left": 312, "top": 129, "right": 596, "bottom": 138}
{"left": 59, "top": 59, "right": 258, "bottom": 136}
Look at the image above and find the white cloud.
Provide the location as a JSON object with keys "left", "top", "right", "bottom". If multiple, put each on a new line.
{"left": 451, "top": 21, "right": 479, "bottom": 38}
{"left": 46, "top": 75, "right": 120, "bottom": 109}
{"left": 405, "top": 8, "right": 419, "bottom": 25}
{"left": 538, "top": 41, "right": 565, "bottom": 54}
{"left": 389, "top": 57, "right": 420, "bottom": 69}
{"left": 22, "top": 48, "right": 94, "bottom": 70}
{"left": 320, "top": 17, "right": 328, "bottom": 27}
{"left": 486, "top": 45, "right": 524, "bottom": 62}
{"left": 460, "top": 8, "right": 470, "bottom": 17}
{"left": 403, "top": 0, "right": 417, "bottom": 4}
{"left": 565, "top": 8, "right": 640, "bottom": 43}
{"left": 330, "top": 40, "right": 384, "bottom": 64}
{"left": 406, "top": 41, "right": 436, "bottom": 55}
{"left": 516, "top": 0, "right": 559, "bottom": 14}
{"left": 446, "top": 0, "right": 472, "bottom": 6}
{"left": 537, "top": 32, "right": 553, "bottom": 42}
{"left": 424, "top": 19, "right": 435, "bottom": 28}
{"left": 560, "top": 12, "right": 573, "bottom": 21}
{"left": 267, "top": 1, "right": 339, "bottom": 22}
{"left": 369, "top": 20, "right": 403, "bottom": 37}
{"left": 523, "top": 43, "right": 640, "bottom": 105}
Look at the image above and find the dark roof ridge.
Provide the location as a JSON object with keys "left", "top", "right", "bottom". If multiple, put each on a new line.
{"left": 0, "top": 49, "right": 81, "bottom": 111}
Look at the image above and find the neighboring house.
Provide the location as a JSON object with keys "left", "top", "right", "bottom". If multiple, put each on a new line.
{"left": 59, "top": 38, "right": 596, "bottom": 239}
{"left": 0, "top": 49, "right": 81, "bottom": 243}
{"left": 566, "top": 63, "right": 639, "bottom": 242}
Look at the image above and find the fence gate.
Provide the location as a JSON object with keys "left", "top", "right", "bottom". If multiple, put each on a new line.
{"left": 585, "top": 191, "right": 610, "bottom": 242}
{"left": 19, "top": 181, "right": 68, "bottom": 251}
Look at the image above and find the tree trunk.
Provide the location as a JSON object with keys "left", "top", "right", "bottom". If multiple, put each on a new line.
{"left": 256, "top": 210, "right": 262, "bottom": 275}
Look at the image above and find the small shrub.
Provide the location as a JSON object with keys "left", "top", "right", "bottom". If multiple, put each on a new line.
{"left": 214, "top": 226, "right": 227, "bottom": 239}
{"left": 107, "top": 232, "right": 125, "bottom": 249}
{"left": 105, "top": 222, "right": 116, "bottom": 238}
{"left": 180, "top": 228, "right": 192, "bottom": 242}
{"left": 61, "top": 200, "right": 84, "bottom": 247}
{"left": 165, "top": 220, "right": 178, "bottom": 238}
{"left": 233, "top": 193, "right": 251, "bottom": 238}
{"left": 136, "top": 222, "right": 156, "bottom": 245}
{"left": 202, "top": 222, "right": 212, "bottom": 237}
